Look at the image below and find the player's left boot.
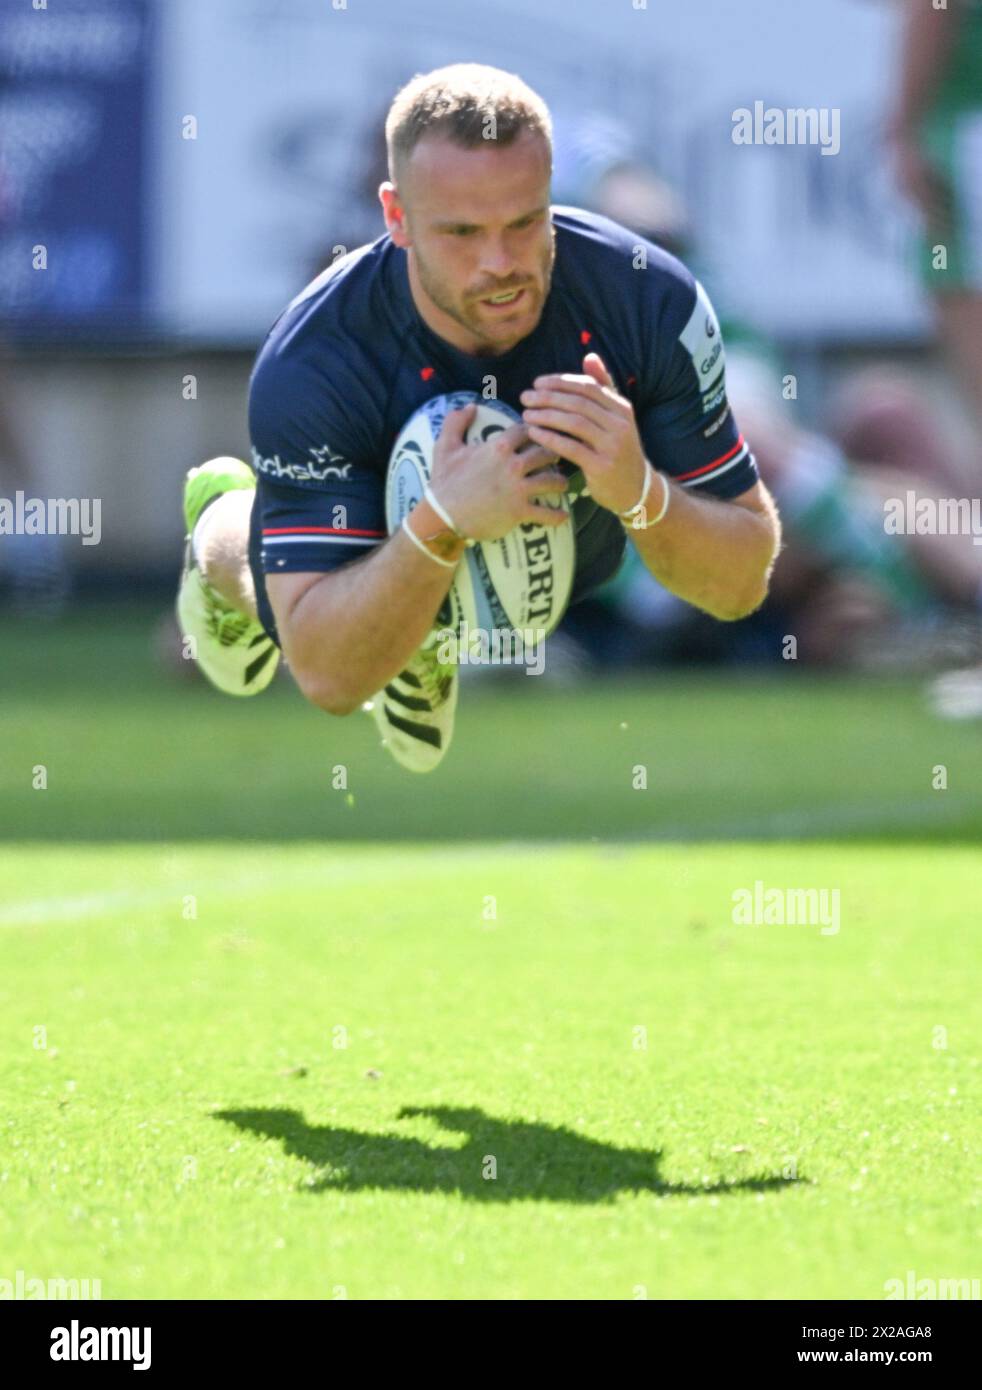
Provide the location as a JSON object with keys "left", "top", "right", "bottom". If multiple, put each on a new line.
{"left": 176, "top": 457, "right": 280, "bottom": 697}
{"left": 364, "top": 638, "right": 458, "bottom": 772}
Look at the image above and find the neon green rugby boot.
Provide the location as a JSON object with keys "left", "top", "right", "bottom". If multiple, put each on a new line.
{"left": 364, "top": 634, "right": 458, "bottom": 773}
{"left": 176, "top": 457, "right": 280, "bottom": 696}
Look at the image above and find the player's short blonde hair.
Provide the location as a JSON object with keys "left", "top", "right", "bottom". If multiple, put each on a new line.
{"left": 385, "top": 63, "right": 553, "bottom": 185}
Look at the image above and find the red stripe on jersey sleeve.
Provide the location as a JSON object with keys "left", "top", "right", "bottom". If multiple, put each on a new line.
{"left": 673, "top": 436, "right": 745, "bottom": 483}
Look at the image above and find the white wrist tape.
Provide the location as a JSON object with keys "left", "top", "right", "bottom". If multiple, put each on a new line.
{"left": 623, "top": 469, "right": 670, "bottom": 529}
{"left": 620, "top": 460, "right": 654, "bottom": 519}
{"left": 401, "top": 514, "right": 458, "bottom": 569}
{"left": 423, "top": 486, "right": 475, "bottom": 546}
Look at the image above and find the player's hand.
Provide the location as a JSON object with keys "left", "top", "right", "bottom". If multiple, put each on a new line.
{"left": 429, "top": 402, "right": 571, "bottom": 541}
{"left": 520, "top": 353, "right": 648, "bottom": 516}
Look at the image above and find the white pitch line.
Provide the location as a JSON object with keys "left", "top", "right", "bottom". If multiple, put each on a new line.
{"left": 0, "top": 796, "right": 970, "bottom": 927}
{"left": 0, "top": 855, "right": 486, "bottom": 928}
{"left": 0, "top": 888, "right": 168, "bottom": 926}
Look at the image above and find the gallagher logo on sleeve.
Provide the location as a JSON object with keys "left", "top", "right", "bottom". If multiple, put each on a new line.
{"left": 679, "top": 281, "right": 725, "bottom": 400}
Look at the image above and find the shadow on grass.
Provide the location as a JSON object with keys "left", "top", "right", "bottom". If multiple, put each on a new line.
{"left": 215, "top": 1104, "right": 799, "bottom": 1202}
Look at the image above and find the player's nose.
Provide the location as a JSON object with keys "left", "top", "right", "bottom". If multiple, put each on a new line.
{"left": 476, "top": 236, "right": 518, "bottom": 279}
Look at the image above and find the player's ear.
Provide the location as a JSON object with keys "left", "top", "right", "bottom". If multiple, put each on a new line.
{"left": 380, "top": 182, "right": 410, "bottom": 246}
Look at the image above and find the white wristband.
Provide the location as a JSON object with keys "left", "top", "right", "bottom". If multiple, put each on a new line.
{"left": 620, "top": 460, "right": 654, "bottom": 519}
{"left": 423, "top": 486, "right": 475, "bottom": 546}
{"left": 623, "top": 469, "right": 670, "bottom": 529}
{"left": 401, "top": 514, "right": 458, "bottom": 569}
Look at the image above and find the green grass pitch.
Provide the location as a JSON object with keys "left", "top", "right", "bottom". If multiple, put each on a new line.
{"left": 0, "top": 612, "right": 978, "bottom": 1299}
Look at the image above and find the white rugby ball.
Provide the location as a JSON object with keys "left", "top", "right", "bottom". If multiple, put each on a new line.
{"left": 385, "top": 392, "right": 576, "bottom": 644}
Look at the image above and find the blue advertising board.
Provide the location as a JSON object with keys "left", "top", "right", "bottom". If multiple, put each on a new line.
{"left": 0, "top": 0, "right": 153, "bottom": 342}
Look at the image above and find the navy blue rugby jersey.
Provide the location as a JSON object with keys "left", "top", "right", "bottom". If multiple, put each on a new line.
{"left": 247, "top": 205, "right": 759, "bottom": 645}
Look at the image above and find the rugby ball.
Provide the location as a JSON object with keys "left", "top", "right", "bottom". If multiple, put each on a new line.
{"left": 385, "top": 392, "right": 577, "bottom": 646}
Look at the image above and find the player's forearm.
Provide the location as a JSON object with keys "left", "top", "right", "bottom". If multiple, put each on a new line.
{"left": 274, "top": 533, "right": 457, "bottom": 714}
{"left": 627, "top": 479, "right": 780, "bottom": 622}
{"left": 888, "top": 0, "right": 956, "bottom": 137}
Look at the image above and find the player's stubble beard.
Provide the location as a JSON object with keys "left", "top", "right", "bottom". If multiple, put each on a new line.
{"left": 413, "top": 221, "right": 556, "bottom": 358}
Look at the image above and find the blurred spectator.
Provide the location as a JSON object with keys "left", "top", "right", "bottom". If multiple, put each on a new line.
{"left": 551, "top": 110, "right": 691, "bottom": 254}
{"left": 887, "top": 0, "right": 982, "bottom": 434}
{"left": 886, "top": 0, "right": 982, "bottom": 709}
{"left": 0, "top": 351, "right": 70, "bottom": 617}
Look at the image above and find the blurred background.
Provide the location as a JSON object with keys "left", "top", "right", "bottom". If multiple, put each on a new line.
{"left": 2, "top": 0, "right": 982, "bottom": 846}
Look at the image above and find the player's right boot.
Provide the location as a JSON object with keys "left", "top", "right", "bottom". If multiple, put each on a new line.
{"left": 176, "top": 457, "right": 280, "bottom": 697}
{"left": 364, "top": 638, "right": 458, "bottom": 773}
